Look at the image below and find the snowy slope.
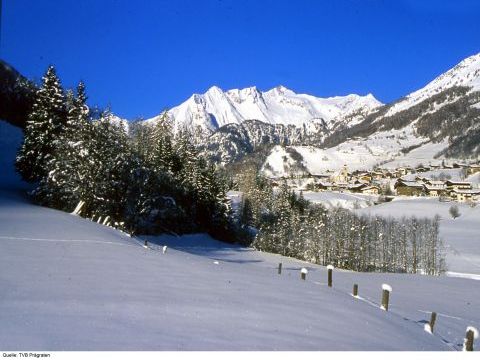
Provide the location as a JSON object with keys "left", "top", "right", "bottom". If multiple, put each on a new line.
{"left": 262, "top": 134, "right": 448, "bottom": 176}
{"left": 385, "top": 53, "right": 480, "bottom": 117}
{"left": 301, "top": 191, "right": 377, "bottom": 210}
{"left": 147, "top": 85, "right": 382, "bottom": 133}
{"left": 0, "top": 190, "right": 477, "bottom": 350}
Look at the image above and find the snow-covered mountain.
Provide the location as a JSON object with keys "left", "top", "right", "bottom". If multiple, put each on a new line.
{"left": 384, "top": 53, "right": 480, "bottom": 118}
{"left": 147, "top": 85, "right": 382, "bottom": 134}
{"left": 262, "top": 52, "right": 480, "bottom": 176}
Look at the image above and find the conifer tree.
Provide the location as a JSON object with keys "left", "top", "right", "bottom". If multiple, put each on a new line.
{"left": 149, "top": 112, "right": 176, "bottom": 174}
{"left": 82, "top": 112, "right": 133, "bottom": 223}
{"left": 16, "top": 65, "right": 66, "bottom": 182}
{"left": 33, "top": 82, "right": 91, "bottom": 210}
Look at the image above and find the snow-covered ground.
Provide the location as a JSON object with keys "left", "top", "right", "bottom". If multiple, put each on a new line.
{"left": 302, "top": 190, "right": 377, "bottom": 210}
{"left": 1, "top": 121, "right": 479, "bottom": 350}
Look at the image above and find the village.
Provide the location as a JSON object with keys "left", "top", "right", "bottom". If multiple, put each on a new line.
{"left": 269, "top": 162, "right": 480, "bottom": 204}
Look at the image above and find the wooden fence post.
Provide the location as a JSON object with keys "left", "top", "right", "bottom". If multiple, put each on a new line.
{"left": 353, "top": 284, "right": 358, "bottom": 297}
{"left": 381, "top": 284, "right": 392, "bottom": 311}
{"left": 327, "top": 265, "right": 334, "bottom": 287}
{"left": 464, "top": 326, "right": 478, "bottom": 351}
{"left": 301, "top": 267, "right": 308, "bottom": 280}
{"left": 429, "top": 312, "right": 437, "bottom": 333}
{"left": 278, "top": 262, "right": 282, "bottom": 275}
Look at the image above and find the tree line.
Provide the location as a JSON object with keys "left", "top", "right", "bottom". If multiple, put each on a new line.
{"left": 237, "top": 168, "right": 445, "bottom": 275}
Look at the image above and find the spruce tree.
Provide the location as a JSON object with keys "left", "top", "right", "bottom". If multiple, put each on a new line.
{"left": 149, "top": 112, "right": 176, "bottom": 174}
{"left": 16, "top": 65, "right": 66, "bottom": 182}
{"left": 81, "top": 112, "right": 133, "bottom": 223}
{"left": 33, "top": 82, "right": 91, "bottom": 210}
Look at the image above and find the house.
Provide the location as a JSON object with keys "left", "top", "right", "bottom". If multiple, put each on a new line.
{"left": 316, "top": 182, "right": 334, "bottom": 191}
{"left": 450, "top": 189, "right": 480, "bottom": 202}
{"left": 445, "top": 180, "right": 472, "bottom": 192}
{"left": 424, "top": 179, "right": 446, "bottom": 187}
{"left": 360, "top": 185, "right": 380, "bottom": 195}
{"left": 423, "top": 184, "right": 448, "bottom": 197}
{"left": 370, "top": 171, "right": 384, "bottom": 181}
{"left": 355, "top": 172, "right": 372, "bottom": 182}
{"left": 348, "top": 183, "right": 368, "bottom": 193}
{"left": 396, "top": 167, "right": 413, "bottom": 176}
{"left": 384, "top": 171, "right": 396, "bottom": 179}
{"left": 394, "top": 179, "right": 424, "bottom": 196}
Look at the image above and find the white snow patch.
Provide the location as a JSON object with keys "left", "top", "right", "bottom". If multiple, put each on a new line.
{"left": 382, "top": 284, "right": 392, "bottom": 292}
{"left": 446, "top": 272, "right": 480, "bottom": 281}
{"left": 466, "top": 326, "right": 479, "bottom": 339}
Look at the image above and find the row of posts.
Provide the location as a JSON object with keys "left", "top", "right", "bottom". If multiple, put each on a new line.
{"left": 277, "top": 261, "right": 477, "bottom": 351}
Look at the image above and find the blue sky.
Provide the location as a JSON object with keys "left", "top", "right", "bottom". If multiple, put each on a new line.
{"left": 2, "top": 0, "right": 480, "bottom": 119}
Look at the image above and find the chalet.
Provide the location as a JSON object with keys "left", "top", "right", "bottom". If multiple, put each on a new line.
{"left": 397, "top": 167, "right": 413, "bottom": 176}
{"left": 348, "top": 183, "right": 368, "bottom": 193}
{"left": 356, "top": 173, "right": 372, "bottom": 182}
{"left": 424, "top": 179, "right": 446, "bottom": 187}
{"left": 370, "top": 171, "right": 384, "bottom": 181}
{"left": 445, "top": 180, "right": 472, "bottom": 192}
{"left": 394, "top": 179, "right": 424, "bottom": 196}
{"left": 360, "top": 185, "right": 380, "bottom": 195}
{"left": 423, "top": 184, "right": 448, "bottom": 197}
{"left": 316, "top": 182, "right": 334, "bottom": 191}
{"left": 450, "top": 189, "right": 480, "bottom": 202}
{"left": 384, "top": 171, "right": 396, "bottom": 179}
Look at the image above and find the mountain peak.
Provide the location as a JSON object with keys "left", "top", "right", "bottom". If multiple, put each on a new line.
{"left": 205, "top": 85, "right": 224, "bottom": 94}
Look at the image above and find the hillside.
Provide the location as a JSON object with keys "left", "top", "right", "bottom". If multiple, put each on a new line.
{"left": 1, "top": 120, "right": 479, "bottom": 350}
{"left": 0, "top": 60, "right": 36, "bottom": 128}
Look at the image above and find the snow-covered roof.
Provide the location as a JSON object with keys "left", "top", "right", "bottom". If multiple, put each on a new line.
{"left": 446, "top": 181, "right": 472, "bottom": 186}
{"left": 451, "top": 189, "right": 480, "bottom": 195}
